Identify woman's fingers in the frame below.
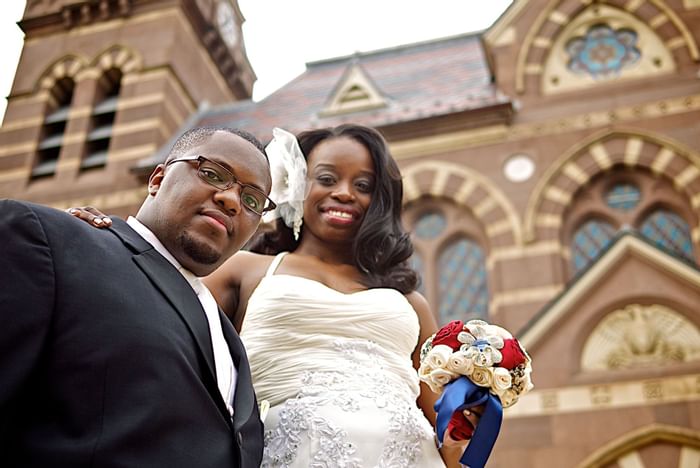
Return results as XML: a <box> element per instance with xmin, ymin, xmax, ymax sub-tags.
<box><xmin>463</xmin><ymin>404</ymin><xmax>485</xmax><ymax>429</ymax></box>
<box><xmin>65</xmin><ymin>206</ymin><xmax>112</xmax><ymax>227</ymax></box>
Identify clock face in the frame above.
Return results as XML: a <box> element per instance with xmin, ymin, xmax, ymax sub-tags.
<box><xmin>216</xmin><ymin>1</ymin><xmax>238</xmax><ymax>49</ymax></box>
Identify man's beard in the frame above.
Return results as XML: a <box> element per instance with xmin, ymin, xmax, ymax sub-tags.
<box><xmin>178</xmin><ymin>231</ymin><xmax>220</xmax><ymax>265</ymax></box>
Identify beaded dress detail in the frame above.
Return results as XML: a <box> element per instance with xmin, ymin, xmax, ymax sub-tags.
<box><xmin>240</xmin><ymin>253</ymin><xmax>445</xmax><ymax>467</ymax></box>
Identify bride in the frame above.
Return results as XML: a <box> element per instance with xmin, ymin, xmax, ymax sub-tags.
<box><xmin>70</xmin><ymin>124</ymin><xmax>477</xmax><ymax>466</ymax></box>
<box><xmin>206</xmin><ymin>125</ymin><xmax>474</xmax><ymax>467</ymax></box>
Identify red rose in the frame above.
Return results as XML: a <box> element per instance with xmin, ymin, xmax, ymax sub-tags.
<box><xmin>447</xmin><ymin>410</ymin><xmax>474</xmax><ymax>441</ymax></box>
<box><xmin>498</xmin><ymin>338</ymin><xmax>527</xmax><ymax>369</ymax></box>
<box><xmin>432</xmin><ymin>320</ymin><xmax>464</xmax><ymax>350</ymax></box>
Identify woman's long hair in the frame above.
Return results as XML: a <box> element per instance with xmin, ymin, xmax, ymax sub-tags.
<box><xmin>247</xmin><ymin>124</ymin><xmax>418</xmax><ymax>294</ymax></box>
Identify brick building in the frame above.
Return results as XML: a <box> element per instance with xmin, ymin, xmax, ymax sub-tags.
<box><xmin>1</xmin><ymin>1</ymin><xmax>699</xmax><ymax>466</ymax></box>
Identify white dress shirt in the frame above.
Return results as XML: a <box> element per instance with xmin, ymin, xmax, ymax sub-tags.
<box><xmin>127</xmin><ymin>217</ymin><xmax>237</xmax><ymax>416</ymax></box>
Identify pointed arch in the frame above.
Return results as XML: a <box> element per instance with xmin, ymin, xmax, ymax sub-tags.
<box><xmin>36</xmin><ymin>54</ymin><xmax>88</xmax><ymax>93</ymax></box>
<box><xmin>576</xmin><ymin>424</ymin><xmax>700</xmax><ymax>468</ymax></box>
<box><xmin>402</xmin><ymin>160</ymin><xmax>523</xmax><ymax>246</ymax></box>
<box><xmin>524</xmin><ymin>129</ymin><xmax>700</xmax><ymax>242</ymax></box>
<box><xmin>515</xmin><ymin>0</ymin><xmax>699</xmax><ymax>95</ymax></box>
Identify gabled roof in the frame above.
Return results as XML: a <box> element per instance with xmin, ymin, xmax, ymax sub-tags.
<box><xmin>135</xmin><ymin>31</ymin><xmax>508</xmax><ymax>171</ymax></box>
<box><xmin>199</xmin><ymin>32</ymin><xmax>506</xmax><ymax>137</ymax></box>
<box><xmin>519</xmin><ymin>232</ymin><xmax>700</xmax><ymax>349</ymax></box>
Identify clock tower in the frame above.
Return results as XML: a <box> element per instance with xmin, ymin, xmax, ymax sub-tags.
<box><xmin>0</xmin><ymin>0</ymin><xmax>256</xmax><ymax>216</ymax></box>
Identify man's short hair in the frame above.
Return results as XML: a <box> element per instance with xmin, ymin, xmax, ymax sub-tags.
<box><xmin>166</xmin><ymin>127</ymin><xmax>267</xmax><ymax>163</ymax></box>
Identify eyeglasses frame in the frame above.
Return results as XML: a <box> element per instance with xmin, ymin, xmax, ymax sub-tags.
<box><xmin>165</xmin><ymin>155</ymin><xmax>276</xmax><ymax>215</ymax></box>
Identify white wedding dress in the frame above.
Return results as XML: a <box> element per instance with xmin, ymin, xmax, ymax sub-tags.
<box><xmin>240</xmin><ymin>253</ymin><xmax>445</xmax><ymax>467</ymax></box>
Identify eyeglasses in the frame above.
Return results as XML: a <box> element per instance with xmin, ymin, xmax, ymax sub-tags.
<box><xmin>166</xmin><ymin>155</ymin><xmax>276</xmax><ymax>215</ymax></box>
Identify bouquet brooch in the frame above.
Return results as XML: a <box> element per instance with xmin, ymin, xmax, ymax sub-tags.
<box><xmin>419</xmin><ymin>319</ymin><xmax>533</xmax><ymax>468</ymax></box>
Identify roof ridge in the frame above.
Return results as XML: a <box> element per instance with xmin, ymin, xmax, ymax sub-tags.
<box><xmin>306</xmin><ymin>30</ymin><xmax>484</xmax><ymax>68</ymax></box>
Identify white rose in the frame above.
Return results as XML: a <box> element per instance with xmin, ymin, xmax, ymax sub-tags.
<box><xmin>492</xmin><ymin>367</ymin><xmax>512</xmax><ymax>392</ymax></box>
<box><xmin>429</xmin><ymin>368</ymin><xmax>457</xmax><ymax>386</ymax></box>
<box><xmin>470</xmin><ymin>367</ymin><xmax>493</xmax><ymax>387</ymax></box>
<box><xmin>426</xmin><ymin>380</ymin><xmax>444</xmax><ymax>395</ymax></box>
<box><xmin>498</xmin><ymin>388</ymin><xmax>519</xmax><ymax>408</ymax></box>
<box><xmin>426</xmin><ymin>344</ymin><xmax>454</xmax><ymax>369</ymax></box>
<box><xmin>446</xmin><ymin>351</ymin><xmax>474</xmax><ymax>375</ymax></box>
<box><xmin>418</xmin><ymin>361</ymin><xmax>434</xmax><ymax>383</ymax></box>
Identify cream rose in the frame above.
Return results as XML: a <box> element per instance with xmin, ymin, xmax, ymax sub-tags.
<box><xmin>446</xmin><ymin>351</ymin><xmax>474</xmax><ymax>375</ymax></box>
<box><xmin>498</xmin><ymin>388</ymin><xmax>519</xmax><ymax>408</ymax></box>
<box><xmin>429</xmin><ymin>368</ymin><xmax>457</xmax><ymax>387</ymax></box>
<box><xmin>492</xmin><ymin>367</ymin><xmax>512</xmax><ymax>392</ymax></box>
<box><xmin>418</xmin><ymin>361</ymin><xmax>434</xmax><ymax>382</ymax></box>
<box><xmin>469</xmin><ymin>366</ymin><xmax>493</xmax><ymax>387</ymax></box>
<box><xmin>425</xmin><ymin>344</ymin><xmax>453</xmax><ymax>369</ymax></box>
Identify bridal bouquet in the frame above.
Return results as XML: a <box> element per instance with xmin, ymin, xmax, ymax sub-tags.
<box><xmin>419</xmin><ymin>319</ymin><xmax>533</xmax><ymax>468</ymax></box>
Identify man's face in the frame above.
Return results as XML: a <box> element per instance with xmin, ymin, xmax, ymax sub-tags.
<box><xmin>145</xmin><ymin>131</ymin><xmax>271</xmax><ymax>276</ymax></box>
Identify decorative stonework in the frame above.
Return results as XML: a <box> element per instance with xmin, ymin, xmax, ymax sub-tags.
<box><xmin>402</xmin><ymin>160</ymin><xmax>522</xmax><ymax>247</ymax></box>
<box><xmin>523</xmin><ymin>129</ymin><xmax>700</xmax><ymax>244</ymax></box>
<box><xmin>581</xmin><ymin>304</ymin><xmax>700</xmax><ymax>371</ymax></box>
<box><xmin>516</xmin><ymin>0</ymin><xmax>699</xmax><ymax>94</ymax></box>
<box><xmin>542</xmin><ymin>4</ymin><xmax>674</xmax><ymax>94</ymax></box>
<box><xmin>319</xmin><ymin>63</ymin><xmax>387</xmax><ymax>117</ymax></box>
<box><xmin>504</xmin><ymin>374</ymin><xmax>700</xmax><ymax>418</ymax></box>
<box><xmin>576</xmin><ymin>424</ymin><xmax>700</xmax><ymax>468</ymax></box>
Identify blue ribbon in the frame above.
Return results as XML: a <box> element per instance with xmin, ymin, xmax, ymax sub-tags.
<box><xmin>434</xmin><ymin>376</ymin><xmax>503</xmax><ymax>468</ymax></box>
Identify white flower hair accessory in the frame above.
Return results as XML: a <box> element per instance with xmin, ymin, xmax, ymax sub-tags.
<box><xmin>263</xmin><ymin>127</ymin><xmax>307</xmax><ymax>240</ymax></box>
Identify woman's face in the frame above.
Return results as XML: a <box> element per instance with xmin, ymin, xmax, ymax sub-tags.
<box><xmin>302</xmin><ymin>136</ymin><xmax>375</xmax><ymax>244</ymax></box>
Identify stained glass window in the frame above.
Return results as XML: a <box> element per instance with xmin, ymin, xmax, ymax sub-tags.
<box><xmin>606</xmin><ymin>183</ymin><xmax>641</xmax><ymax>211</ymax></box>
<box><xmin>640</xmin><ymin>210</ymin><xmax>694</xmax><ymax>262</ymax></box>
<box><xmin>566</xmin><ymin>24</ymin><xmax>641</xmax><ymax>78</ymax></box>
<box><xmin>438</xmin><ymin>238</ymin><xmax>488</xmax><ymax>323</ymax></box>
<box><xmin>414</xmin><ymin>211</ymin><xmax>447</xmax><ymax>239</ymax></box>
<box><xmin>572</xmin><ymin>219</ymin><xmax>617</xmax><ymax>273</ymax></box>
<box><xmin>410</xmin><ymin>252</ymin><xmax>426</xmax><ymax>295</ymax></box>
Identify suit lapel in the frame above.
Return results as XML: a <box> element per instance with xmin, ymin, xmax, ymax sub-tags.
<box><xmin>108</xmin><ymin>220</ymin><xmax>230</xmax><ymax>424</ymax></box>
<box><xmin>220</xmin><ymin>310</ymin><xmax>256</xmax><ymax>429</ymax></box>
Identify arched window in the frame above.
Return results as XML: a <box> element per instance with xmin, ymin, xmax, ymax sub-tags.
<box><xmin>564</xmin><ymin>167</ymin><xmax>698</xmax><ymax>278</ymax></box>
<box><xmin>571</xmin><ymin>219</ymin><xmax>616</xmax><ymax>274</ymax></box>
<box><xmin>414</xmin><ymin>211</ymin><xmax>447</xmax><ymax>240</ymax></box>
<box><xmin>605</xmin><ymin>182</ymin><xmax>641</xmax><ymax>212</ymax></box>
<box><xmin>83</xmin><ymin>68</ymin><xmax>121</xmax><ymax>170</ymax></box>
<box><xmin>33</xmin><ymin>78</ymin><xmax>75</xmax><ymax>178</ymax></box>
<box><xmin>438</xmin><ymin>237</ymin><xmax>488</xmax><ymax>323</ymax></box>
<box><xmin>640</xmin><ymin>209</ymin><xmax>694</xmax><ymax>262</ymax></box>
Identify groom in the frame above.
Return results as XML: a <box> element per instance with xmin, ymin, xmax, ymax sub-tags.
<box><xmin>0</xmin><ymin>127</ymin><xmax>272</xmax><ymax>467</ymax></box>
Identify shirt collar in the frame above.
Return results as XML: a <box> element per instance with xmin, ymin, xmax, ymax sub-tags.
<box><xmin>127</xmin><ymin>216</ymin><xmax>184</xmax><ymax>273</ymax></box>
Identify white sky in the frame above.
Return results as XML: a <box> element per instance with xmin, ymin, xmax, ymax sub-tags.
<box><xmin>0</xmin><ymin>0</ymin><xmax>512</xmax><ymax>122</ymax></box>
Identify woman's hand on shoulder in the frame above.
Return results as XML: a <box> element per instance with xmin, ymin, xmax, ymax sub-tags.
<box><xmin>66</xmin><ymin>206</ymin><xmax>112</xmax><ymax>227</ymax></box>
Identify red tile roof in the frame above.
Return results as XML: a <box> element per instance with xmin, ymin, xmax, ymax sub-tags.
<box><xmin>201</xmin><ymin>32</ymin><xmax>506</xmax><ymax>137</ymax></box>
<box><xmin>136</xmin><ymin>32</ymin><xmax>509</xmax><ymax>171</ymax></box>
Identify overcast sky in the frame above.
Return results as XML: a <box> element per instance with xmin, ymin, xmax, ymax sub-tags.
<box><xmin>0</xmin><ymin>0</ymin><xmax>512</xmax><ymax>121</ymax></box>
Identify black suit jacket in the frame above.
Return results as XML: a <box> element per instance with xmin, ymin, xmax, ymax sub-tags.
<box><xmin>0</xmin><ymin>200</ymin><xmax>263</xmax><ymax>468</ymax></box>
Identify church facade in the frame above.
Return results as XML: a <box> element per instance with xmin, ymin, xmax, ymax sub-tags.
<box><xmin>1</xmin><ymin>1</ymin><xmax>699</xmax><ymax>466</ymax></box>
